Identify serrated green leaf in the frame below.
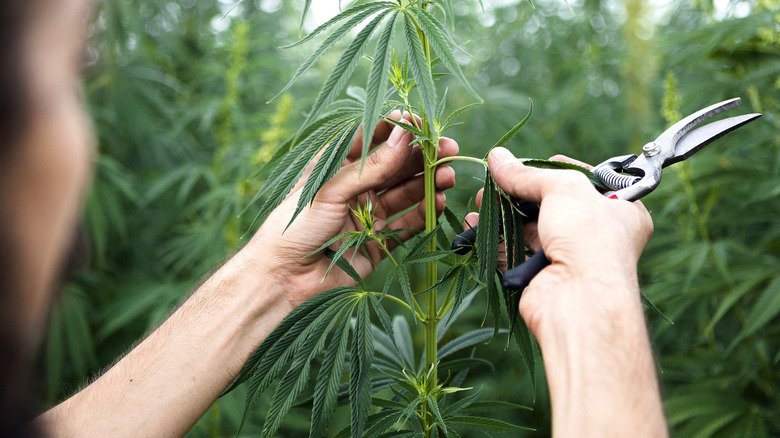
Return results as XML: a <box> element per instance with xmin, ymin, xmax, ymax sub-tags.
<box><xmin>287</xmin><ymin>2</ymin><xmax>394</xmax><ymax>49</ymax></box>
<box><xmin>511</xmin><ymin>315</ymin><xmax>537</xmax><ymax>397</ymax></box>
<box><xmin>404</xmin><ymin>225</ymin><xmax>442</xmax><ymax>262</ymax></box>
<box><xmin>225</xmin><ymin>287</ymin><xmax>348</xmax><ymax>396</ymax></box>
<box><xmin>299</xmin><ymin>0</ymin><xmax>312</xmax><ymax>33</ymax></box>
<box><xmin>383</xmin><ymin>116</ymin><xmax>427</xmax><ymax>138</ymax></box>
<box><xmin>440</xmin><ymin>289</ymin><xmax>478</xmax><ymax>341</ymax></box>
<box><xmin>363</xmin><ymin>410</ymin><xmax>404</xmax><ymax>438</ymax></box>
<box><xmin>271</xmin><ymin>5</ymin><xmax>391</xmax><ymax>103</ymax></box>
<box><xmin>396</xmin><ymin>265</ymin><xmax>415</xmax><ymax>313</ymax></box>
<box><xmin>402</xmin><ymin>12</ymin><xmax>437</xmax><ymax>137</ymax></box>
<box><xmin>350</xmin><ymin>298</ymin><xmax>375</xmax><ymax>437</ymax></box>
<box><xmin>446</xmin><ymin>415</ymin><xmax>533</xmax><ymax>431</ymax></box>
<box><xmin>308</xmin><ymin>231</ymin><xmax>362</xmax><ymax>259</ymax></box>
<box><xmin>442</xmin><ymin>206</ymin><xmax>463</xmax><ymax>235</ymax></box>
<box><xmin>478</xmin><ymin>173</ymin><xmax>502</xmax><ymax>338</ymax></box>
<box><xmin>325</xmin><ymin>233</ymin><xmax>363</xmax><ymax>279</ymax></box>
<box><xmin>444</xmin><ymin>102</ymin><xmax>482</xmax><ymax>127</ymax></box>
<box><xmin>410</xmin><ymin>7</ymin><xmax>480</xmax><ymax>100</ymax></box>
<box><xmin>361</xmin><ymin>11</ymin><xmax>399</xmax><ymax>171</ymax></box>
<box><xmin>436</xmin><ymin>88</ymin><xmax>449</xmax><ymax>123</ymax></box>
<box><xmin>522</xmin><ymin>158</ymin><xmax>608</xmax><ymax>190</ymax></box>
<box><xmin>404</xmin><ymin>250</ymin><xmax>452</xmax><ymax>264</ymax></box>
<box><xmin>438</xmin><ymin>328</ymin><xmax>497</xmax><ymax>360</ymax></box>
<box><xmin>439</xmin><ymin>357</ymin><xmax>494</xmax><ymax>374</ymax></box>
<box><xmin>426</xmin><ymin>396</ymin><xmax>448</xmax><ymax>435</ymax></box>
<box><xmin>398</xmin><ymin>395</ymin><xmax>425</xmax><ymax>428</ymax></box>
<box><xmin>238</xmin><ymin>289</ymin><xmax>355</xmax><ymax>433</ymax></box>
<box><xmin>249</xmin><ymin>113</ymin><xmax>358</xmax><ymax>227</ymax></box>
<box><xmin>488</xmin><ymin>100</ymin><xmax>533</xmax><ymax>152</ymax></box>
<box><xmin>372</xmin><ymin>325</ymin><xmax>404</xmax><ymax>371</ymax></box>
<box><xmin>393</xmin><ymin>315</ymin><xmax>415</xmax><ymax>368</ymax></box>
<box><xmin>290</xmin><ymin>121</ymin><xmax>360</xmax><ymax>229</ymax></box>
<box><xmin>262</xmin><ymin>304</ymin><xmax>351</xmax><ymax>438</ymax></box>
<box><xmin>311</xmin><ymin>311</ymin><xmax>353</xmax><ymax>438</ymax></box>
<box><xmin>326</xmin><ymin>248</ymin><xmax>366</xmax><ymax>289</ymax></box>
<box><xmin>464</xmin><ymin>400</ymin><xmax>534</xmax><ymax>412</ymax></box>
<box><xmin>368</xmin><ymin>293</ymin><xmax>397</xmax><ymax>353</ymax></box>
<box><xmin>301</xmin><ymin>10</ymin><xmax>392</xmax><ymax>139</ymax></box>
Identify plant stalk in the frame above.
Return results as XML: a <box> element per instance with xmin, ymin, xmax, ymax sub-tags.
<box><xmin>416</xmin><ymin>13</ymin><xmax>439</xmax><ymax>436</ymax></box>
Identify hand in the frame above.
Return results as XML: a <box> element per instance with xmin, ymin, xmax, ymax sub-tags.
<box><xmin>471</xmin><ymin>147</ymin><xmax>665</xmax><ymax>438</ymax></box>
<box><xmin>243</xmin><ymin>111</ymin><xmax>457</xmax><ymax>307</ymax></box>
<box><xmin>465</xmin><ymin>147</ymin><xmax>653</xmax><ymax>334</ymax></box>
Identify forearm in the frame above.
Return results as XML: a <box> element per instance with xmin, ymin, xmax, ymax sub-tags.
<box><xmin>37</xmin><ymin>251</ymin><xmax>291</xmax><ymax>437</ymax></box>
<box><xmin>537</xmin><ymin>279</ymin><xmax>667</xmax><ymax>438</ymax></box>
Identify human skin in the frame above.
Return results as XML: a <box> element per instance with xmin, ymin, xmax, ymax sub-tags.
<box><xmin>1</xmin><ymin>0</ymin><xmax>95</xmax><ymax>353</ymax></box>
<box><xmin>34</xmin><ymin>111</ymin><xmax>457</xmax><ymax>436</ymax></box>
<box><xmin>466</xmin><ymin>147</ymin><xmax>667</xmax><ymax>438</ymax></box>
<box><xmin>10</xmin><ymin>0</ymin><xmax>460</xmax><ymax>435</ymax></box>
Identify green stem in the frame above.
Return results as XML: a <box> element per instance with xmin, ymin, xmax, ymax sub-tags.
<box><xmin>374</xmin><ymin>235</ymin><xmax>399</xmax><ymax>267</ymax></box>
<box><xmin>414</xmin><ymin>14</ymin><xmax>439</xmax><ymax>438</ymax></box>
<box><xmin>370</xmin><ymin>292</ymin><xmax>416</xmax><ymax>317</ymax></box>
<box><xmin>373</xmin><ymin>235</ymin><xmax>424</xmax><ymax>316</ymax></box>
<box><xmin>436</xmin><ymin>269</ymin><xmax>460</xmax><ymax>319</ymax></box>
<box><xmin>430</xmin><ymin>155</ymin><xmax>487</xmax><ymax>168</ymax></box>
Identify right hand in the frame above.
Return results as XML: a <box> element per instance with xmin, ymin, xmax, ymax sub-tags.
<box><xmin>468</xmin><ymin>147</ymin><xmax>654</xmax><ymax>338</ymax></box>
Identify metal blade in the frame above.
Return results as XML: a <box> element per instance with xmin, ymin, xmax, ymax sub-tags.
<box><xmin>664</xmin><ymin>113</ymin><xmax>762</xmax><ymax>167</ymax></box>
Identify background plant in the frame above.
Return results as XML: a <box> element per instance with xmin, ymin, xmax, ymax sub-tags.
<box><xmin>37</xmin><ymin>0</ymin><xmax>779</xmax><ymax>437</ymax></box>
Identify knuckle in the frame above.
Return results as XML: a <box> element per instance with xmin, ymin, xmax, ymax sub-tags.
<box><xmin>555</xmin><ymin>170</ymin><xmax>591</xmax><ymax>190</ymax></box>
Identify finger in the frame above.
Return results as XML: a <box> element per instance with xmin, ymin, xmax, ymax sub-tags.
<box><xmin>549</xmin><ymin>154</ymin><xmax>594</xmax><ymax>170</ymax></box>
<box><xmin>464</xmin><ymin>212</ymin><xmax>479</xmax><ymax>230</ymax></box>
<box><xmin>438</xmin><ymin>137</ymin><xmax>460</xmax><ymax>160</ymax></box>
<box><xmin>475</xmin><ymin>188</ymin><xmax>484</xmax><ymax>208</ymax></box>
<box><xmin>523</xmin><ymin>221</ymin><xmax>541</xmax><ymax>252</ymax></box>
<box><xmin>374</xmin><ymin>135</ymin><xmax>460</xmax><ymax>192</ymax></box>
<box><xmin>288</xmin><ymin>149</ymin><xmax>325</xmax><ymax>196</ymax></box>
<box><xmin>488</xmin><ymin>147</ymin><xmax>595</xmax><ymax>203</ymax></box>
<box><xmin>377</xmin><ymin>166</ymin><xmax>455</xmax><ymax>218</ymax></box>
<box><xmin>347</xmin><ymin>110</ymin><xmax>416</xmax><ymax>161</ymax></box>
<box><xmin>321</xmin><ymin>123</ymin><xmax>416</xmax><ymax>203</ymax></box>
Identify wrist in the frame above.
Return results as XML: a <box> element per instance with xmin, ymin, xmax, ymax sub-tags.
<box><xmin>527</xmin><ymin>281</ymin><xmax>666</xmax><ymax>438</ymax></box>
<box><xmin>205</xmin><ymin>250</ymin><xmax>293</xmax><ymax>346</ymax></box>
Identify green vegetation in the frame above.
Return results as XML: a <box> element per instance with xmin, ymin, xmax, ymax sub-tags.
<box><xmin>38</xmin><ymin>0</ymin><xmax>779</xmax><ymax>436</ymax></box>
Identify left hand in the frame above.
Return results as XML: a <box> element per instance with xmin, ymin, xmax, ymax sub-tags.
<box><xmin>243</xmin><ymin>111</ymin><xmax>458</xmax><ymax>306</ymax></box>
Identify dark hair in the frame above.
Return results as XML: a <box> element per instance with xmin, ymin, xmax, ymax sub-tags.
<box><xmin>0</xmin><ymin>2</ymin><xmax>43</xmax><ymax>437</ymax></box>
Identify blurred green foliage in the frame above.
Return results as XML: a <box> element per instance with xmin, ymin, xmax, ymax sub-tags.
<box><xmin>36</xmin><ymin>0</ymin><xmax>779</xmax><ymax>436</ymax></box>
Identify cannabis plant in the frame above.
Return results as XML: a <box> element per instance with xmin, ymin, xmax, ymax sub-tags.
<box><xmin>226</xmin><ymin>1</ymin><xmax>598</xmax><ymax>436</ymax></box>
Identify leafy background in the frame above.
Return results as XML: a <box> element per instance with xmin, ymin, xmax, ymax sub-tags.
<box><xmin>35</xmin><ymin>0</ymin><xmax>779</xmax><ymax>436</ymax></box>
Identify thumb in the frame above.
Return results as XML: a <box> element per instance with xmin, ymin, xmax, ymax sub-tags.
<box><xmin>488</xmin><ymin>147</ymin><xmax>562</xmax><ymax>203</ymax></box>
<box><xmin>319</xmin><ymin>124</ymin><xmax>414</xmax><ymax>202</ymax></box>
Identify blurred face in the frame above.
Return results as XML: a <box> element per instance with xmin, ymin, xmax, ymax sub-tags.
<box><xmin>2</xmin><ymin>0</ymin><xmax>94</xmax><ymax>346</ymax></box>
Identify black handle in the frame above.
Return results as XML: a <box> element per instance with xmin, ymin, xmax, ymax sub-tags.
<box><xmin>449</xmin><ymin>201</ymin><xmax>548</xmax><ymax>290</ymax></box>
<box><xmin>451</xmin><ymin>227</ymin><xmax>477</xmax><ymax>255</ymax></box>
<box><xmin>502</xmin><ymin>249</ymin><xmax>551</xmax><ymax>290</ymax></box>
<box><xmin>450</xmin><ymin>202</ymin><xmax>540</xmax><ymax>255</ymax></box>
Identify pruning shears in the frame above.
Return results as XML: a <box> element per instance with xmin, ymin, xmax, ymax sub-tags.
<box><xmin>452</xmin><ymin>97</ymin><xmax>762</xmax><ymax>291</ymax></box>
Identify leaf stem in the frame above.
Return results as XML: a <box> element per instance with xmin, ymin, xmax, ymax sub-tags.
<box><xmin>373</xmin><ymin>235</ymin><xmax>399</xmax><ymax>267</ymax></box>
<box><xmin>370</xmin><ymin>292</ymin><xmax>415</xmax><ymax>316</ymax></box>
<box><xmin>430</xmin><ymin>155</ymin><xmax>487</xmax><ymax>168</ymax></box>
<box><xmin>436</xmin><ymin>269</ymin><xmax>460</xmax><ymax>319</ymax></box>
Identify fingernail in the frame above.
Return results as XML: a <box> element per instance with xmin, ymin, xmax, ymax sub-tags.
<box><xmin>490</xmin><ymin>147</ymin><xmax>515</xmax><ymax>165</ymax></box>
<box><xmin>386</xmin><ymin>125</ymin><xmax>404</xmax><ymax>148</ymax></box>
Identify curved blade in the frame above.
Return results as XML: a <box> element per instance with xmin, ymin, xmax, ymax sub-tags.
<box><xmin>665</xmin><ymin>113</ymin><xmax>762</xmax><ymax>167</ymax></box>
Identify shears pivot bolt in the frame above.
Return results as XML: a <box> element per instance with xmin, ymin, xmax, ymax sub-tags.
<box><xmin>642</xmin><ymin>142</ymin><xmax>660</xmax><ymax>157</ymax></box>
